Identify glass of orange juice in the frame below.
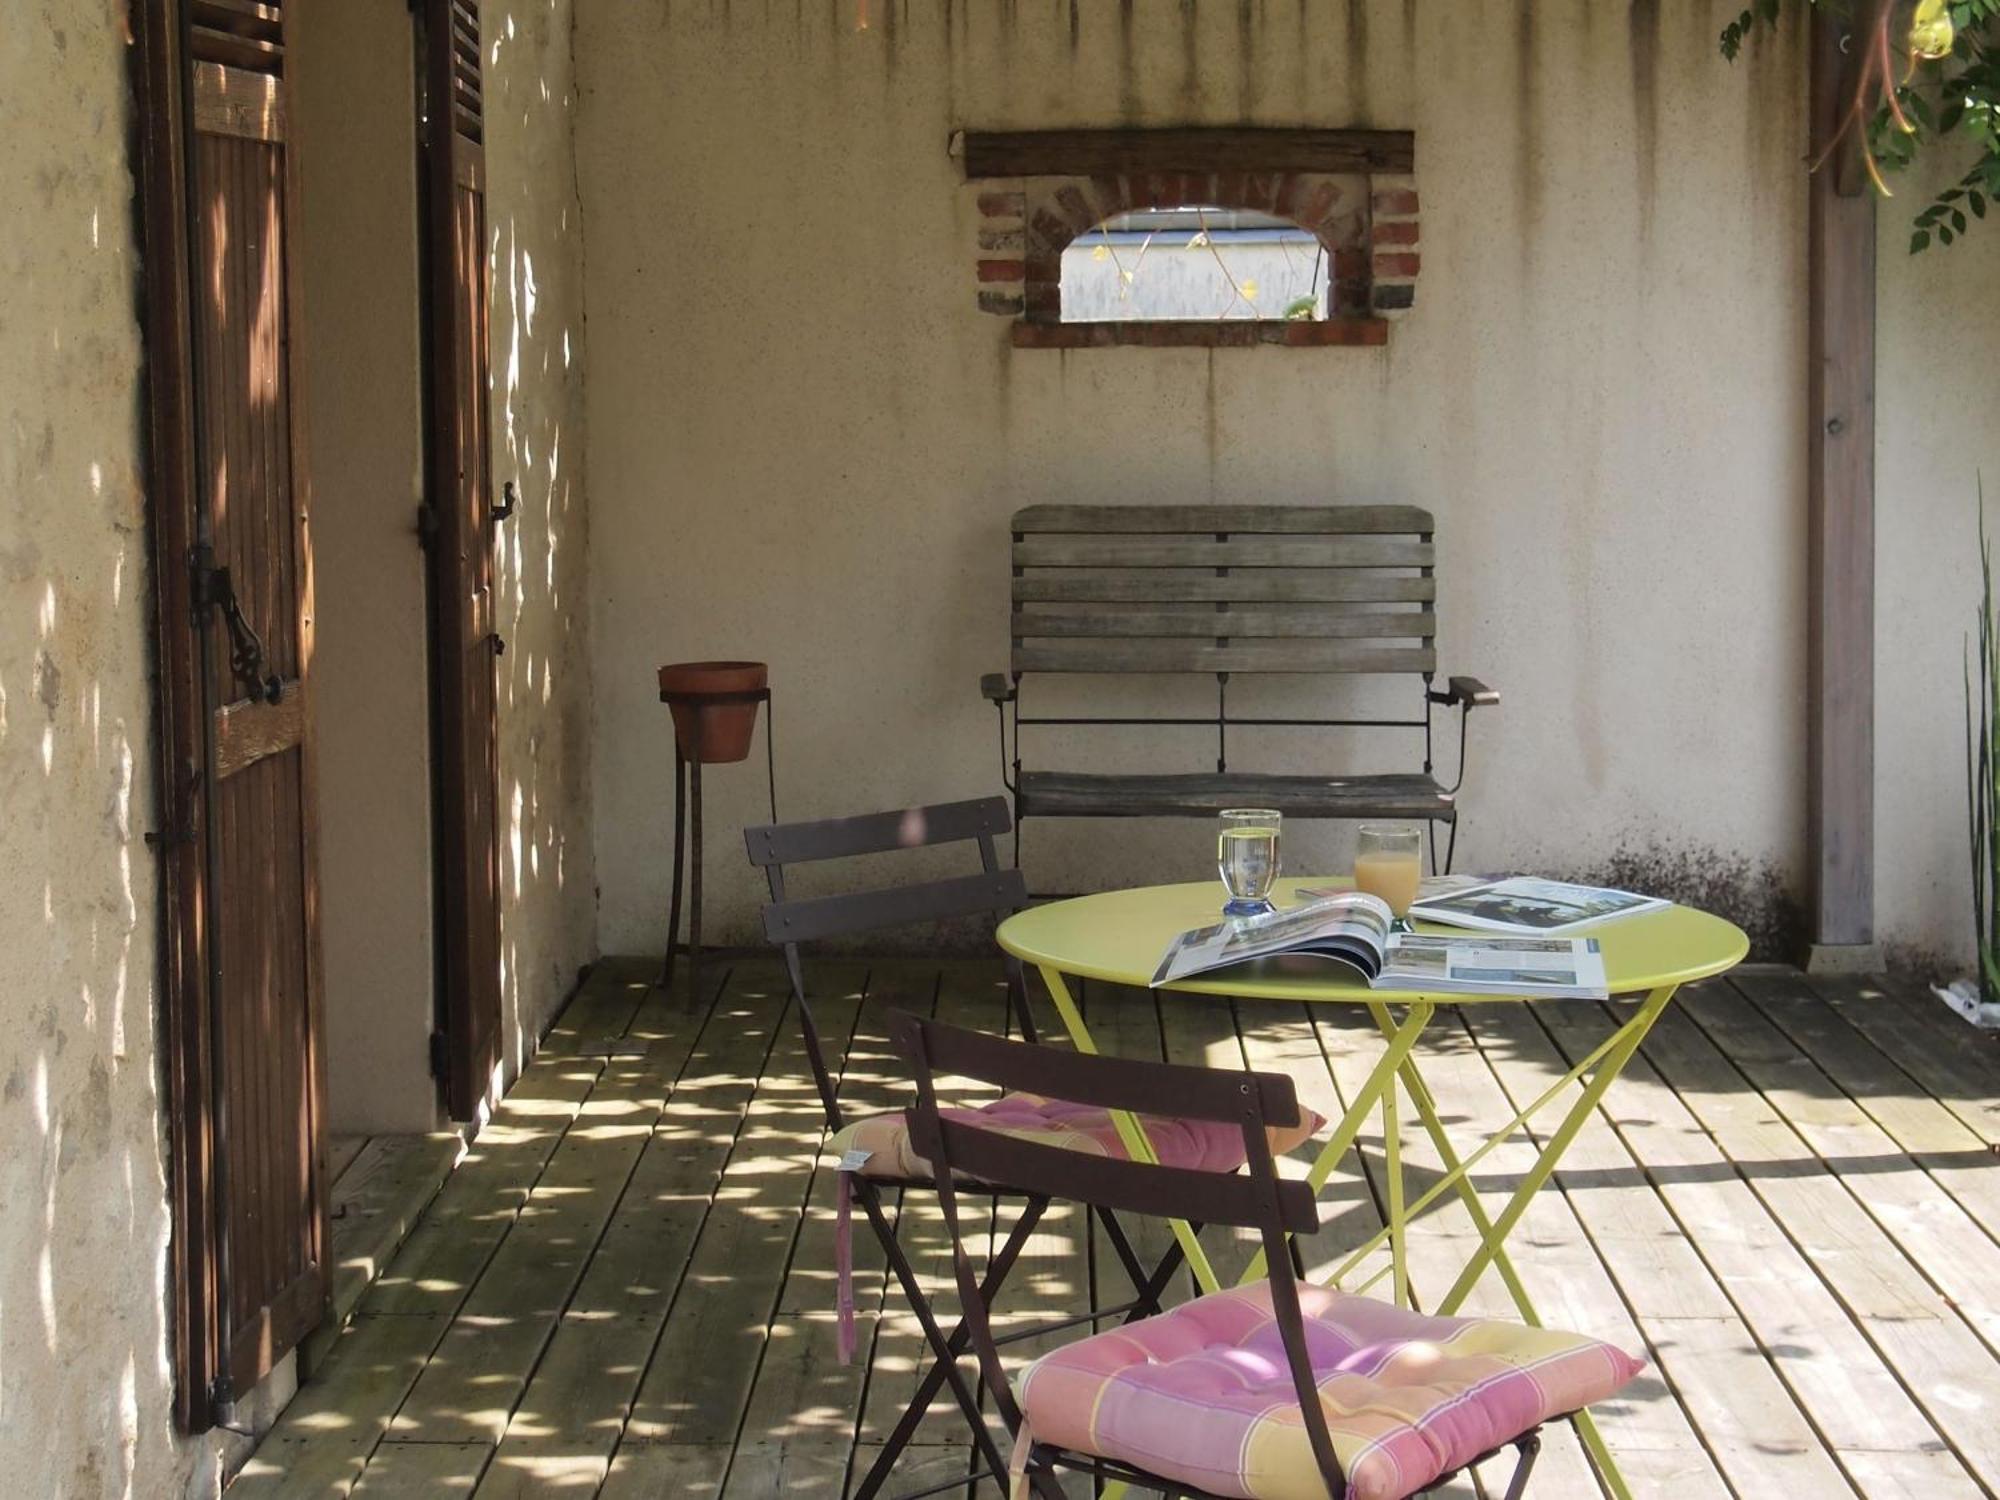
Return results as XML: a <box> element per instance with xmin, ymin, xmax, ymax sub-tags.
<box><xmin>1354</xmin><ymin>824</ymin><xmax>1422</xmax><ymax>928</ymax></box>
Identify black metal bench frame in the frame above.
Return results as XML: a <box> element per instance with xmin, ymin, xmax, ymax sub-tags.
<box><xmin>981</xmin><ymin>504</ymin><xmax>1497</xmax><ymax>877</ymax></box>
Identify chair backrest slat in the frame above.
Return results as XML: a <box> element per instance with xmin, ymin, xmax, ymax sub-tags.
<box><xmin>912</xmin><ymin>1007</ymin><xmax>1299</xmax><ymax>1126</ymax></box>
<box><xmin>926</xmin><ymin>1115</ymin><xmax>1318</xmax><ymax>1233</ymax></box>
<box><xmin>760</xmin><ymin>869</ymin><xmax>1026</xmax><ymax>946</ymax></box>
<box><xmin>746</xmin><ymin>795</ymin><xmax>1010</xmax><ymax>867</ymax></box>
<box><xmin>747</xmin><ymin>796</ymin><xmax>1034</xmax><ymax>1135</ymax></box>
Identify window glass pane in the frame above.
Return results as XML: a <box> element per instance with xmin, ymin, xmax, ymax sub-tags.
<box><xmin>1059</xmin><ymin>206</ymin><xmax>1328</xmax><ymax>322</ymax></box>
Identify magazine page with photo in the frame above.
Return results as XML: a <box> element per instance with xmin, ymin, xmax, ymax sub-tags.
<box><xmin>1407</xmin><ymin>876</ymin><xmax>1668</xmax><ymax>935</ymax></box>
<box><xmin>1151</xmin><ymin>891</ymin><xmax>1608</xmax><ymax>997</ymax></box>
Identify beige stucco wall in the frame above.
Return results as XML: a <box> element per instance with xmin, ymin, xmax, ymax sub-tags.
<box><xmin>486</xmin><ymin>0</ymin><xmax>598</xmax><ymax>1065</ymax></box>
<box><xmin>0</xmin><ymin>7</ymin><xmax>203</xmax><ymax>1498</ymax></box>
<box><xmin>1875</xmin><ymin>151</ymin><xmax>2000</xmax><ymax>967</ymax></box>
<box><xmin>292</xmin><ymin>0</ymin><xmax>442</xmax><ymax>1137</ymax></box>
<box><xmin>576</xmin><ymin>0</ymin><xmax>1817</xmax><ymax>956</ymax></box>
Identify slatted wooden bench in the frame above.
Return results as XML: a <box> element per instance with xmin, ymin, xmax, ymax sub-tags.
<box><xmin>979</xmin><ymin>504</ymin><xmax>1497</xmax><ymax>874</ymax></box>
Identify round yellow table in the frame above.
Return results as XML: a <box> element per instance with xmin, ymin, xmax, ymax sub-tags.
<box><xmin>997</xmin><ymin>877</ymin><xmax>1748</xmax><ymax>1500</ymax></box>
<box><xmin>999</xmin><ymin>877</ymin><xmax>1748</xmax><ymax>1003</ymax></box>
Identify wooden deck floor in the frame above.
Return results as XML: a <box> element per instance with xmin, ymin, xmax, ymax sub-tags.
<box><xmin>230</xmin><ymin>958</ymin><xmax>2000</xmax><ymax>1499</ymax></box>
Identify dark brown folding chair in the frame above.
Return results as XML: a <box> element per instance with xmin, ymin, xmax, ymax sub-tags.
<box><xmin>746</xmin><ymin>797</ymin><xmax>1195</xmax><ymax>1499</ymax></box>
<box><xmin>894</xmin><ymin>1013</ymin><xmax>1647</xmax><ymax>1500</ymax></box>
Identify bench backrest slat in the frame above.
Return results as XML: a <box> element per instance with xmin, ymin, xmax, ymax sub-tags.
<box><xmin>1009</xmin><ymin>504</ymin><xmax>1438</xmax><ymax>680</ymax></box>
<box><xmin>1013</xmin><ymin>503</ymin><xmax>1433</xmax><ymax>535</ymax></box>
<box><xmin>1014</xmin><ymin>572</ymin><xmax>1435</xmax><ymax>605</ymax></box>
<box><xmin>1015</xmin><ymin>640</ymin><xmax>1436</xmax><ymax>674</ymax></box>
<box><xmin>1013</xmin><ymin>537</ymin><xmax>1432</xmax><ymax>570</ymax></box>
<box><xmin>1013</xmin><ymin>607</ymin><xmax>1436</xmax><ymax>641</ymax></box>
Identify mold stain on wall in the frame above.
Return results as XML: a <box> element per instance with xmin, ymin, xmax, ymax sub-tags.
<box><xmin>1515</xmin><ymin>1</ymin><xmax>1543</xmax><ymax>268</ymax></box>
<box><xmin>1579</xmin><ymin>843</ymin><xmax>1804</xmax><ymax>961</ymax></box>
<box><xmin>1344</xmin><ymin>0</ymin><xmax>1370</xmax><ymax>123</ymax></box>
<box><xmin>1628</xmin><ymin>0</ymin><xmax>1661</xmax><ymax>243</ymax></box>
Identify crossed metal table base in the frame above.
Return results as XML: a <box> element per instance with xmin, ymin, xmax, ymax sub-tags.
<box><xmin>1036</xmin><ymin>965</ymin><xmax>1679</xmax><ymax>1500</ymax></box>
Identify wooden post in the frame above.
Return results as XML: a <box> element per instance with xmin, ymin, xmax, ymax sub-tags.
<box><xmin>1806</xmin><ymin>10</ymin><xmax>1879</xmax><ymax>971</ymax></box>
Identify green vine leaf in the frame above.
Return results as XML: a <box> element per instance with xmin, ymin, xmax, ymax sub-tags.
<box><xmin>1723</xmin><ymin>1</ymin><xmax>1999</xmax><ymax>252</ymax></box>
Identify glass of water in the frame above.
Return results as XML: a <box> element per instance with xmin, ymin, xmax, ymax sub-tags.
<box><xmin>1217</xmin><ymin>809</ymin><xmax>1281</xmax><ymax>917</ymax></box>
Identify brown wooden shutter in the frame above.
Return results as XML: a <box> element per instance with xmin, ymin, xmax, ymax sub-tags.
<box><xmin>136</xmin><ymin>0</ymin><xmax>328</xmax><ymax>1425</ymax></box>
<box><xmin>423</xmin><ymin>0</ymin><xmax>503</xmax><ymax>1119</ymax></box>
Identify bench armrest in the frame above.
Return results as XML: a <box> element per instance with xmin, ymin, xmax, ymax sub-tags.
<box><xmin>1430</xmin><ymin>675</ymin><xmax>1499</xmax><ymax>709</ymax></box>
<box><xmin>980</xmin><ymin>672</ymin><xmax>1017</xmax><ymax>705</ymax></box>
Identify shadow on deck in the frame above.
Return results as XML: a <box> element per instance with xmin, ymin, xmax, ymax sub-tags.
<box><xmin>228</xmin><ymin>960</ymin><xmax>2000</xmax><ymax>1499</ymax></box>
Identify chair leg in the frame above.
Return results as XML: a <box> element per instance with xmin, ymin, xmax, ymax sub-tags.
<box><xmin>850</xmin><ymin>1193</ymin><xmax>1049</xmax><ymax>1500</ymax></box>
<box><xmin>1098</xmin><ymin>1208</ymin><xmax>1199</xmax><ymax>1321</ymax></box>
<box><xmin>1025</xmin><ymin>1451</ymin><xmax>1068</xmax><ymax>1500</ymax></box>
<box><xmin>1501</xmin><ymin>1431</ymin><xmax>1542</xmax><ymax>1500</ymax></box>
<box><xmin>1005</xmin><ymin>961</ymin><xmax>1039</xmax><ymax>1046</ymax></box>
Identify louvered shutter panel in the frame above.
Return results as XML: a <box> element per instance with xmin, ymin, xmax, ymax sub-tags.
<box><xmin>177</xmin><ymin>0</ymin><xmax>329</xmax><ymax>1412</ymax></box>
<box><xmin>424</xmin><ymin>0</ymin><xmax>503</xmax><ymax>1119</ymax></box>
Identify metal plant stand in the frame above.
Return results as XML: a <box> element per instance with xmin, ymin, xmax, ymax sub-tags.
<box><xmin>659</xmin><ymin>685</ymin><xmax>776</xmax><ymax>998</ymax></box>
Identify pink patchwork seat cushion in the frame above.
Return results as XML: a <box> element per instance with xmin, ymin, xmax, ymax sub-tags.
<box><xmin>828</xmin><ymin>1091</ymin><xmax>1323</xmax><ymax>1179</ymax></box>
<box><xmin>1016</xmin><ymin>1281</ymin><xmax>1644</xmax><ymax>1500</ymax></box>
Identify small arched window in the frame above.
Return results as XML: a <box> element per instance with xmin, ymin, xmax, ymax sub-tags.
<box><xmin>1061</xmin><ymin>206</ymin><xmax>1331</xmax><ymax>323</ymax></box>
<box><xmin>961</xmin><ymin>129</ymin><xmax>1419</xmax><ymax>347</ymax></box>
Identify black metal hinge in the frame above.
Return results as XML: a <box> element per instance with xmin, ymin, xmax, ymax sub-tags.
<box><xmin>416</xmin><ymin>503</ymin><xmax>440</xmax><ymax>548</ymax></box>
<box><xmin>429</xmin><ymin>1030</ymin><xmax>450</xmax><ymax>1080</ymax></box>
<box><xmin>144</xmin><ymin>758</ymin><xmax>202</xmax><ymax>851</ymax></box>
<box><xmin>192</xmin><ymin>546</ymin><xmax>282</xmax><ymax>705</ymax></box>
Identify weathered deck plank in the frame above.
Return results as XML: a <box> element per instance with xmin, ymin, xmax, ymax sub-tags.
<box><xmin>1528</xmin><ymin>994</ymin><xmax>1974</xmax><ymax>1493</ymax></box>
<box><xmin>1599</xmin><ymin>988</ymin><xmax>2000</xmax><ymax>1490</ymax></box>
<box><xmin>234</xmin><ymin>965</ymin><xmax>2000</xmax><ymax>1500</ymax></box>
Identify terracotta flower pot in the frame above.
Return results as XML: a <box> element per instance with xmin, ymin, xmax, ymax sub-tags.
<box><xmin>657</xmin><ymin>660</ymin><xmax>767</xmax><ymax>764</ymax></box>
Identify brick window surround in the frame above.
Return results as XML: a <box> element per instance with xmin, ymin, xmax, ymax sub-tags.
<box><xmin>960</xmin><ymin>128</ymin><xmax>1419</xmax><ymax>348</ymax></box>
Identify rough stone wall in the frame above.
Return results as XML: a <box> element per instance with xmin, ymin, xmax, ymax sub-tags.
<box><xmin>484</xmin><ymin>0</ymin><xmax>598</xmax><ymax>1064</ymax></box>
<box><xmin>575</xmin><ymin>0</ymin><xmax>1818</xmax><ymax>958</ymax></box>
<box><xmin>0</xmin><ymin>5</ymin><xmax>201</xmax><ymax>1497</ymax></box>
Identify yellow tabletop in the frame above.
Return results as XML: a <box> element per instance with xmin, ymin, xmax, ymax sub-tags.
<box><xmin>997</xmin><ymin>877</ymin><xmax>1749</xmax><ymax>1003</ymax></box>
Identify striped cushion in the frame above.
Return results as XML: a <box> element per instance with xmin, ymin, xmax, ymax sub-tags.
<box><xmin>828</xmin><ymin>1091</ymin><xmax>1322</xmax><ymax>1180</ymax></box>
<box><xmin>1017</xmin><ymin>1282</ymin><xmax>1644</xmax><ymax>1500</ymax></box>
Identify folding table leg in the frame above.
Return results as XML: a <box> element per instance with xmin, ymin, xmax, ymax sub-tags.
<box><xmin>1382</xmin><ymin>1060</ymin><xmax>1407</xmax><ymax>1308</ymax></box>
<box><xmin>1366</xmin><ymin>989</ymin><xmax>1678</xmax><ymax>1500</ymax></box>
<box><xmin>1363</xmin><ymin>1000</ymin><xmax>1538</xmax><ymax>1322</ymax></box>
<box><xmin>1232</xmin><ymin>1000</ymin><xmax>1435</xmax><ymax>1290</ymax></box>
<box><xmin>1038</xmin><ymin>966</ymin><xmax>1222</xmax><ymax>1293</ymax></box>
<box><xmin>1432</xmin><ymin>985</ymin><xmax>1675</xmax><ymax>1318</ymax></box>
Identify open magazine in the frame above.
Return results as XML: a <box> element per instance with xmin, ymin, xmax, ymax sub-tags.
<box><xmin>1151</xmin><ymin>891</ymin><xmax>1609</xmax><ymax>998</ymax></box>
<box><xmin>1407</xmin><ymin>876</ymin><xmax>1668</xmax><ymax>934</ymax></box>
